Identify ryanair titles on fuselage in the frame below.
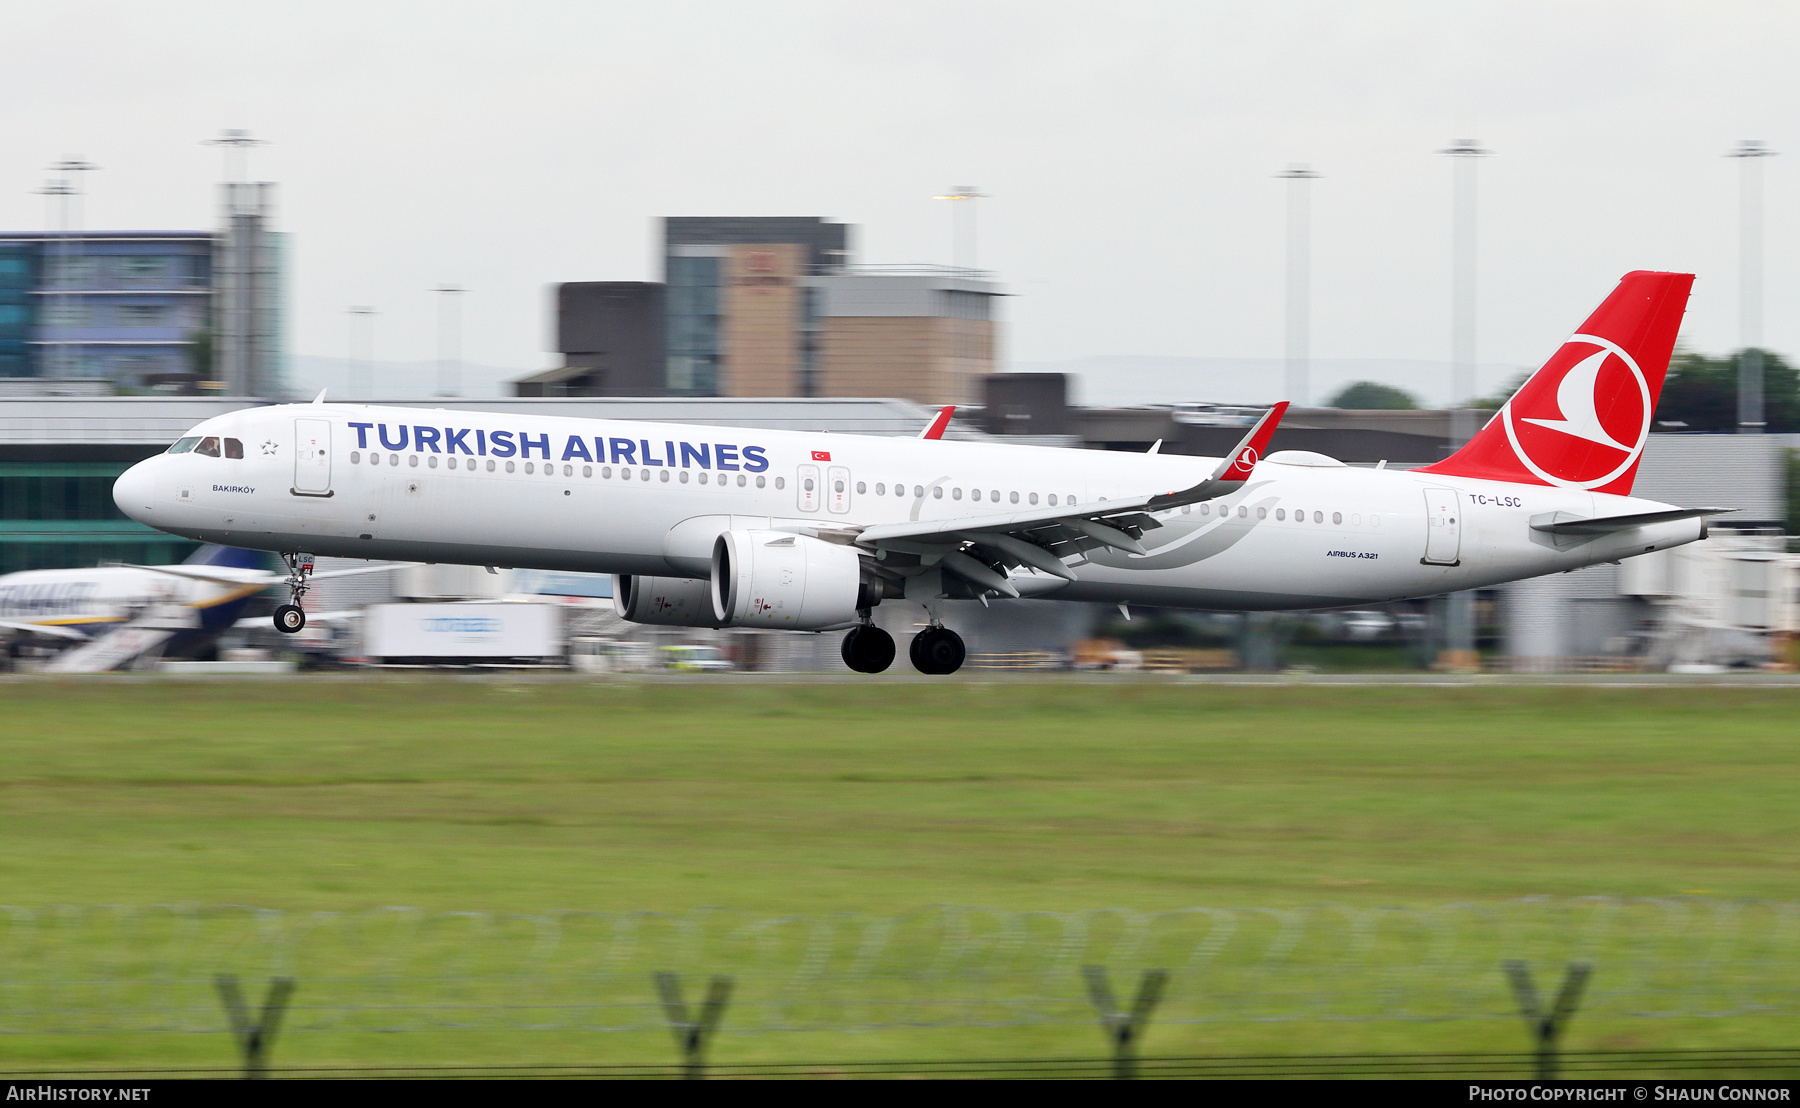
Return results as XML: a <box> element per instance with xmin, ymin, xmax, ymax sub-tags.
<box><xmin>347</xmin><ymin>422</ymin><xmax>771</xmax><ymax>471</ymax></box>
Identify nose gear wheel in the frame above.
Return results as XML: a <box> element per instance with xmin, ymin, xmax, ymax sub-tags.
<box><xmin>273</xmin><ymin>552</ymin><xmax>315</xmax><ymax>635</ymax></box>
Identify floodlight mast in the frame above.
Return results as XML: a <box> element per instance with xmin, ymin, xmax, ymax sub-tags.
<box><xmin>1437</xmin><ymin>138</ymin><xmax>1491</xmax><ymax>674</ymax></box>
<box><xmin>1275</xmin><ymin>165</ymin><xmax>1320</xmax><ymax>408</ymax></box>
<box><xmin>432</xmin><ymin>285</ymin><xmax>466</xmax><ymax>397</ymax></box>
<box><xmin>35</xmin><ymin>157</ymin><xmax>100</xmax><ymax>378</ymax></box>
<box><xmin>1727</xmin><ymin>140</ymin><xmax>1776</xmax><ymax>434</ymax></box>
<box><xmin>205</xmin><ymin>129</ymin><xmax>266</xmax><ymax>185</ymax></box>
<box><xmin>347</xmin><ymin>306</ymin><xmax>378</xmax><ymax>399</ymax></box>
<box><xmin>933</xmin><ymin>186</ymin><xmax>989</xmax><ymax>274</ymax></box>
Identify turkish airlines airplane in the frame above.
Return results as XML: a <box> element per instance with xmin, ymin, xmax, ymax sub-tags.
<box><xmin>112</xmin><ymin>271</ymin><xmax>1722</xmax><ymax>674</ymax></box>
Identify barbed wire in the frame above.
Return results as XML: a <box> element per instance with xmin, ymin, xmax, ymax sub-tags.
<box><xmin>0</xmin><ymin>898</ymin><xmax>1795</xmax><ymax>1035</ymax></box>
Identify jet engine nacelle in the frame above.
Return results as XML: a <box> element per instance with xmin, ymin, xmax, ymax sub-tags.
<box><xmin>710</xmin><ymin>529</ymin><xmax>867</xmax><ymax>630</ymax></box>
<box><xmin>612</xmin><ymin>574</ymin><xmax>724</xmax><ymax>628</ymax></box>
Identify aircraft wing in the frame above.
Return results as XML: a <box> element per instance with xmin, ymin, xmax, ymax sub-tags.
<box><xmin>0</xmin><ymin>618</ymin><xmax>92</xmax><ymax>641</ymax></box>
<box><xmin>852</xmin><ymin>403</ymin><xmax>1289</xmax><ymax>597</ymax></box>
<box><xmin>120</xmin><ymin>561</ymin><xmax>415</xmax><ymax>587</ymax></box>
<box><xmin>232</xmin><ymin>609</ymin><xmax>364</xmax><ymax>629</ymax></box>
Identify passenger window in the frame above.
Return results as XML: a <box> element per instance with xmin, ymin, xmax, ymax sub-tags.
<box><xmin>972</xmin><ymin>489</ymin><xmax>982</xmax><ymax>501</ymax></box>
<box><xmin>622</xmin><ymin>468</ymin><xmax>631</xmax><ymax>480</ymax></box>
<box><xmin>990</xmin><ymin>490</ymin><xmax>999</xmax><ymax>501</ymax></box>
<box><xmin>933</xmin><ymin>486</ymin><xmax>943</xmax><ymax>499</ymax></box>
<box><xmin>1332</xmin><ymin>511</ymin><xmax>1342</xmax><ymax>525</ymax></box>
<box><xmin>680</xmin><ymin>471</ymin><xmax>690</xmax><ymax>483</ymax></box>
<box><xmin>351</xmin><ymin>451</ymin><xmax>361</xmax><ymax>464</ymax></box>
<box><xmin>194</xmin><ymin>437</ymin><xmax>220</xmax><ymax>457</ymax></box>
<box><xmin>836</xmin><ymin>479</ymin><xmax>846</xmax><ymax>493</ymax></box>
<box><xmin>660</xmin><ymin>470</ymin><xmax>670</xmax><ymax>482</ymax></box>
<box><xmin>506</xmin><ymin>461</ymin><xmax>516</xmax><ymax>473</ymax></box>
<box><xmin>524</xmin><ymin>462</ymin><xmax>534</xmax><ymax>474</ymax></box>
<box><xmin>1313</xmin><ymin>511</ymin><xmax>1323</xmax><ymax>523</ymax></box>
<box><xmin>952</xmin><ymin>487</ymin><xmax>962</xmax><ymax>499</ymax></box>
<box><xmin>487</xmin><ymin>459</ymin><xmax>496</xmax><ymax>472</ymax></box>
<box><xmin>1276</xmin><ymin>508</ymin><xmax>1285</xmax><ymax>520</ymax></box>
<box><xmin>564</xmin><ymin>465</ymin><xmax>574</xmax><ymax>477</ymax></box>
<box><xmin>914</xmin><ymin>485</ymin><xmax>924</xmax><ymax>498</ymax></box>
<box><xmin>1237</xmin><ymin>506</ymin><xmax>1247</xmax><ymax>518</ymax></box>
<box><xmin>428</xmin><ymin>456</ymin><xmax>438</xmax><ymax>469</ymax></box>
<box><xmin>1029</xmin><ymin>492</ymin><xmax>1038</xmax><ymax>505</ymax></box>
<box><xmin>1010</xmin><ymin>491</ymin><xmax>1020</xmax><ymax>504</ymax></box>
<box><xmin>1048</xmin><ymin>494</ymin><xmax>1058</xmax><ymax>506</ymax></box>
<box><xmin>875</xmin><ymin>483</ymin><xmax>886</xmax><ymax>495</ymax></box>
<box><xmin>223</xmin><ymin>438</ymin><xmax>244</xmax><ymax>459</ymax></box>
<box><xmin>584</xmin><ymin>465</ymin><xmax>592</xmax><ymax>478</ymax></box>
<box><xmin>167</xmin><ymin>437</ymin><xmax>200</xmax><ymax>454</ymax></box>
<box><xmin>410</xmin><ymin>456</ymin><xmax>420</xmax><ymax>467</ymax></box>
<box><xmin>1351</xmin><ymin>513</ymin><xmax>1361</xmax><ymax>525</ymax></box>
<box><xmin>1257</xmin><ymin>507</ymin><xmax>1267</xmax><ymax>519</ymax></box>
<box><xmin>774</xmin><ymin>477</ymin><xmax>784</xmax><ymax>489</ymax></box>
<box><xmin>602</xmin><ymin>466</ymin><xmax>612</xmax><ymax>478</ymax></box>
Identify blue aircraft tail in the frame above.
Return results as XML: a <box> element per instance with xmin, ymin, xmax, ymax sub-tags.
<box><xmin>183</xmin><ymin>545</ymin><xmax>273</xmax><ymax>571</ymax></box>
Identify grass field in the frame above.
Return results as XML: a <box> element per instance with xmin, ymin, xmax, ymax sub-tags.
<box><xmin>0</xmin><ymin>676</ymin><xmax>1796</xmax><ymax>1072</ymax></box>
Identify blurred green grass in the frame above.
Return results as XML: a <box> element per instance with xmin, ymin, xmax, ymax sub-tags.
<box><xmin>0</xmin><ymin>676</ymin><xmax>1796</xmax><ymax>1070</ymax></box>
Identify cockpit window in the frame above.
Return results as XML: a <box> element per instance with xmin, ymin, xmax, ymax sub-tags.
<box><xmin>223</xmin><ymin>438</ymin><xmax>244</xmax><ymax>459</ymax></box>
<box><xmin>194</xmin><ymin>437</ymin><xmax>221</xmax><ymax>457</ymax></box>
<box><xmin>167</xmin><ymin>437</ymin><xmax>201</xmax><ymax>454</ymax></box>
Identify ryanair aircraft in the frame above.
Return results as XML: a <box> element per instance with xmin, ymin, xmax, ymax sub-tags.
<box><xmin>112</xmin><ymin>272</ymin><xmax>1725</xmax><ymax>674</ymax></box>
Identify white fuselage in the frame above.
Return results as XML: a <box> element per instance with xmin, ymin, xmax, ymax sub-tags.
<box><xmin>112</xmin><ymin>403</ymin><xmax>1705</xmax><ymax>612</ymax></box>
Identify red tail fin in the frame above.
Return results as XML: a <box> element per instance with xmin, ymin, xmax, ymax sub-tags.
<box><xmin>1419</xmin><ymin>271</ymin><xmax>1693</xmax><ymax>495</ymax></box>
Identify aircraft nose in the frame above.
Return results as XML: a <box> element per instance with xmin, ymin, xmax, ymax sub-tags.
<box><xmin>112</xmin><ymin>460</ymin><xmax>156</xmax><ymax>521</ymax></box>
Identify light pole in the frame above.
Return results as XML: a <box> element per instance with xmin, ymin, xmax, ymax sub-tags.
<box><xmin>1276</xmin><ymin>165</ymin><xmax>1320</xmax><ymax>407</ymax></box>
<box><xmin>204</xmin><ymin>129</ymin><xmax>266</xmax><ymax>184</ymax></box>
<box><xmin>933</xmin><ymin>185</ymin><xmax>988</xmax><ymax>272</ymax></box>
<box><xmin>1727</xmin><ymin>140</ymin><xmax>1776</xmax><ymax>434</ymax></box>
<box><xmin>1439</xmin><ymin>139</ymin><xmax>1491</xmax><ymax>672</ymax></box>
<box><xmin>36</xmin><ymin>157</ymin><xmax>99</xmax><ymax>378</ymax></box>
<box><xmin>347</xmin><ymin>306</ymin><xmax>377</xmax><ymax>398</ymax></box>
<box><xmin>432</xmin><ymin>285</ymin><xmax>465</xmax><ymax>397</ymax></box>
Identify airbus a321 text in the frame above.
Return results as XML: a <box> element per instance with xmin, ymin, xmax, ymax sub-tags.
<box><xmin>112</xmin><ymin>271</ymin><xmax>1726</xmax><ymax>674</ymax></box>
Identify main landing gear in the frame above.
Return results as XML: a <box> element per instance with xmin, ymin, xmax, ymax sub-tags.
<box><xmin>841</xmin><ymin>624</ymin><xmax>896</xmax><ymax>673</ymax></box>
<box><xmin>909</xmin><ymin>625</ymin><xmax>965</xmax><ymax>675</ymax></box>
<box><xmin>273</xmin><ymin>552</ymin><xmax>315</xmax><ymax>635</ymax></box>
<box><xmin>840</xmin><ymin>623</ymin><xmax>966</xmax><ymax>674</ymax></box>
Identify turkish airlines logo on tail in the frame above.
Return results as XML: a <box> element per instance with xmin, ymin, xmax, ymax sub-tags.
<box><xmin>1500</xmin><ymin>333</ymin><xmax>1652</xmax><ymax>490</ymax></box>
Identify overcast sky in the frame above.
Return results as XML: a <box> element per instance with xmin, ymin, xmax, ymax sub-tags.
<box><xmin>3</xmin><ymin>1</ymin><xmax>1797</xmax><ymax>388</ymax></box>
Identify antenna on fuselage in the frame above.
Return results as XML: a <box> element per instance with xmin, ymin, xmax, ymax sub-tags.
<box><xmin>312</xmin><ymin>388</ymin><xmax>327</xmax><ymax>404</ymax></box>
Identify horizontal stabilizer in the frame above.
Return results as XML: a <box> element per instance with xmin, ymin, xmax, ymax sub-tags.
<box><xmin>1529</xmin><ymin>507</ymin><xmax>1733</xmax><ymax>536</ymax></box>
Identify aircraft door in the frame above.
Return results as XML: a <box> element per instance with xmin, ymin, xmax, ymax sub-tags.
<box><xmin>293</xmin><ymin>418</ymin><xmax>333</xmax><ymax>496</ymax></box>
<box><xmin>1421</xmin><ymin>488</ymin><xmax>1461</xmax><ymax>565</ymax></box>
<box><xmin>826</xmin><ymin>465</ymin><xmax>851</xmax><ymax>513</ymax></box>
<box><xmin>797</xmin><ymin>463</ymin><xmax>820</xmax><ymax>512</ymax></box>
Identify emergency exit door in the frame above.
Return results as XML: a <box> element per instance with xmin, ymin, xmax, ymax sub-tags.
<box><xmin>293</xmin><ymin>418</ymin><xmax>333</xmax><ymax>496</ymax></box>
<box><xmin>1421</xmin><ymin>488</ymin><xmax>1461</xmax><ymax>565</ymax></box>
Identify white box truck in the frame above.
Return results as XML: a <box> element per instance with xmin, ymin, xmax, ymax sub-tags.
<box><xmin>362</xmin><ymin>603</ymin><xmax>563</xmax><ymax>664</ymax></box>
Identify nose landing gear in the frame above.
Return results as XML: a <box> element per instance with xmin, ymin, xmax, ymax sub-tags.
<box><xmin>909</xmin><ymin>625</ymin><xmax>966</xmax><ymax>675</ymax></box>
<box><xmin>273</xmin><ymin>552</ymin><xmax>315</xmax><ymax>635</ymax></box>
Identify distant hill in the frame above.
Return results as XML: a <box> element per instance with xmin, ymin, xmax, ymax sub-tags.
<box><xmin>1011</xmin><ymin>356</ymin><xmax>1523</xmax><ymax>409</ymax></box>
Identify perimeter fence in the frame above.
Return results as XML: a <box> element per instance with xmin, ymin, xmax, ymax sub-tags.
<box><xmin>1</xmin><ymin>897</ymin><xmax>1796</xmax><ymax>1038</ymax></box>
